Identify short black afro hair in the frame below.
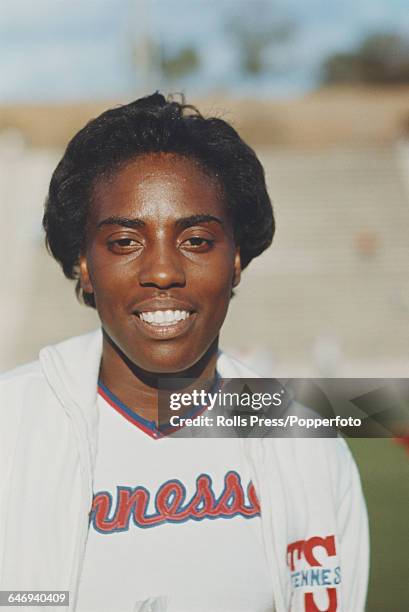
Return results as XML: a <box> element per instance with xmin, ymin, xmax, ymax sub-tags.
<box><xmin>43</xmin><ymin>92</ymin><xmax>275</xmax><ymax>308</ymax></box>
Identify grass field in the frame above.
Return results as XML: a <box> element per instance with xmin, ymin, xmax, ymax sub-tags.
<box><xmin>347</xmin><ymin>438</ymin><xmax>409</xmax><ymax>611</ymax></box>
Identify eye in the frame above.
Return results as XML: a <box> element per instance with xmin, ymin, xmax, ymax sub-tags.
<box><xmin>107</xmin><ymin>237</ymin><xmax>143</xmax><ymax>254</ymax></box>
<box><xmin>180</xmin><ymin>236</ymin><xmax>215</xmax><ymax>251</ymax></box>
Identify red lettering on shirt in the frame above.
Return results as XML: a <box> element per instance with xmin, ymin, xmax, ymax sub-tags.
<box><xmin>91</xmin><ymin>470</ymin><xmax>260</xmax><ymax>532</ymax></box>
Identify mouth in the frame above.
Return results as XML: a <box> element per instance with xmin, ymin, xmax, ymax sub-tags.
<box><xmin>132</xmin><ymin>309</ymin><xmax>196</xmax><ymax>339</ymax></box>
<box><xmin>138</xmin><ymin>309</ymin><xmax>193</xmax><ymax>326</ymax></box>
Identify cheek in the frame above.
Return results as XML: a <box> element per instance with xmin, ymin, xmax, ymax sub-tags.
<box><xmin>88</xmin><ymin>251</ymin><xmax>134</xmax><ymax>290</ymax></box>
<box><xmin>191</xmin><ymin>260</ymin><xmax>235</xmax><ymax>314</ymax></box>
<box><xmin>89</xmin><ymin>269</ymin><xmax>132</xmax><ymax>319</ymax></box>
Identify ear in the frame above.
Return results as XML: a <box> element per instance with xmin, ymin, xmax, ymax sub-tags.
<box><xmin>79</xmin><ymin>255</ymin><xmax>94</xmax><ymax>294</ymax></box>
<box><xmin>232</xmin><ymin>248</ymin><xmax>241</xmax><ymax>288</ymax></box>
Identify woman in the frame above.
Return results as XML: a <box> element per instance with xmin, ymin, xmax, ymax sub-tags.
<box><xmin>0</xmin><ymin>93</ymin><xmax>368</xmax><ymax>611</ymax></box>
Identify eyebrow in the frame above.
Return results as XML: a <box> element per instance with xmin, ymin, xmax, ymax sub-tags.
<box><xmin>175</xmin><ymin>214</ymin><xmax>223</xmax><ymax>229</ymax></box>
<box><xmin>97</xmin><ymin>216</ymin><xmax>145</xmax><ymax>230</ymax></box>
<box><xmin>97</xmin><ymin>214</ymin><xmax>223</xmax><ymax>230</ymax></box>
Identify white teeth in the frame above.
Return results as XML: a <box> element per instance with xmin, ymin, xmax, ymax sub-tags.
<box><xmin>139</xmin><ymin>310</ymin><xmax>191</xmax><ymax>326</ymax></box>
<box><xmin>154</xmin><ymin>311</ymin><xmax>165</xmax><ymax>324</ymax></box>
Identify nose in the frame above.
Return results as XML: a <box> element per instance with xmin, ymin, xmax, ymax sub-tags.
<box><xmin>138</xmin><ymin>243</ymin><xmax>186</xmax><ymax>289</ymax></box>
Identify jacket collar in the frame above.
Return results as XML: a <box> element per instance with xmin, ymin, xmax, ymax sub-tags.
<box><xmin>39</xmin><ymin>328</ymin><xmax>260</xmax><ymax>438</ymax></box>
<box><xmin>39</xmin><ymin>329</ymin><xmax>102</xmax><ymax>427</ymax></box>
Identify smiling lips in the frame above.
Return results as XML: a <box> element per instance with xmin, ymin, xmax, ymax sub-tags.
<box><xmin>132</xmin><ymin>299</ymin><xmax>196</xmax><ymax>339</ymax></box>
<box><xmin>134</xmin><ymin>310</ymin><xmax>196</xmax><ymax>340</ymax></box>
<box><xmin>138</xmin><ymin>309</ymin><xmax>191</xmax><ymax>327</ymax></box>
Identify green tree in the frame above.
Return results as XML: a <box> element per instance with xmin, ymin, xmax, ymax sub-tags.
<box><xmin>226</xmin><ymin>0</ymin><xmax>295</xmax><ymax>76</ymax></box>
<box><xmin>159</xmin><ymin>45</ymin><xmax>200</xmax><ymax>81</ymax></box>
<box><xmin>131</xmin><ymin>38</ymin><xmax>200</xmax><ymax>89</ymax></box>
<box><xmin>322</xmin><ymin>32</ymin><xmax>409</xmax><ymax>85</ymax></box>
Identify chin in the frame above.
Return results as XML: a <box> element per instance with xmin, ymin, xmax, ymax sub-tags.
<box><xmin>128</xmin><ymin>340</ymin><xmax>216</xmax><ymax>377</ymax></box>
<box><xmin>140</xmin><ymin>362</ymin><xmax>192</xmax><ymax>376</ymax></box>
<box><xmin>132</xmin><ymin>352</ymin><xmax>202</xmax><ymax>376</ymax></box>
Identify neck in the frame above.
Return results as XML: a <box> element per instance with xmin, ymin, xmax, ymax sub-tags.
<box><xmin>99</xmin><ymin>332</ymin><xmax>219</xmax><ymax>425</ymax></box>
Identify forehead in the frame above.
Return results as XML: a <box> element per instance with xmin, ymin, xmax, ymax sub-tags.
<box><xmin>90</xmin><ymin>153</ymin><xmax>227</xmax><ymax>223</ymax></box>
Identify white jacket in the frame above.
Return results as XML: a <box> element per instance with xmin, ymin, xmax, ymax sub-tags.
<box><xmin>0</xmin><ymin>330</ymin><xmax>369</xmax><ymax>612</ymax></box>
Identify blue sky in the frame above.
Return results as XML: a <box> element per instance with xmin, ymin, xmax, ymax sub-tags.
<box><xmin>1</xmin><ymin>0</ymin><xmax>408</xmax><ymax>102</ymax></box>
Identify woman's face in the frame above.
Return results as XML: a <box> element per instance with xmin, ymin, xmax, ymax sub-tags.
<box><xmin>80</xmin><ymin>153</ymin><xmax>241</xmax><ymax>374</ymax></box>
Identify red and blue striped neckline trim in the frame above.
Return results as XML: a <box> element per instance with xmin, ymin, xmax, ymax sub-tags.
<box><xmin>98</xmin><ymin>381</ymin><xmax>209</xmax><ymax>440</ymax></box>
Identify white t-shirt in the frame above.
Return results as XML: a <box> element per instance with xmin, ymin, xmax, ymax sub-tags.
<box><xmin>76</xmin><ymin>383</ymin><xmax>274</xmax><ymax>612</ymax></box>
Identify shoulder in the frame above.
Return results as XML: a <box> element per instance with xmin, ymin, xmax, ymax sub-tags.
<box><xmin>0</xmin><ymin>335</ymin><xmax>84</xmax><ymax>439</ymax></box>
<box><xmin>0</xmin><ymin>359</ymin><xmax>46</xmax><ymax>402</ymax></box>
<box><xmin>0</xmin><ymin>360</ymin><xmax>50</xmax><ymax>444</ymax></box>
<box><xmin>0</xmin><ymin>360</ymin><xmax>47</xmax><ymax>485</ymax></box>
<box><xmin>0</xmin><ymin>328</ymin><xmax>102</xmax><ymax>402</ymax></box>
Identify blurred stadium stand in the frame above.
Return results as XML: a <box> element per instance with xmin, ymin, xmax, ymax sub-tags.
<box><xmin>1</xmin><ymin>90</ymin><xmax>409</xmax><ymax>376</ymax></box>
